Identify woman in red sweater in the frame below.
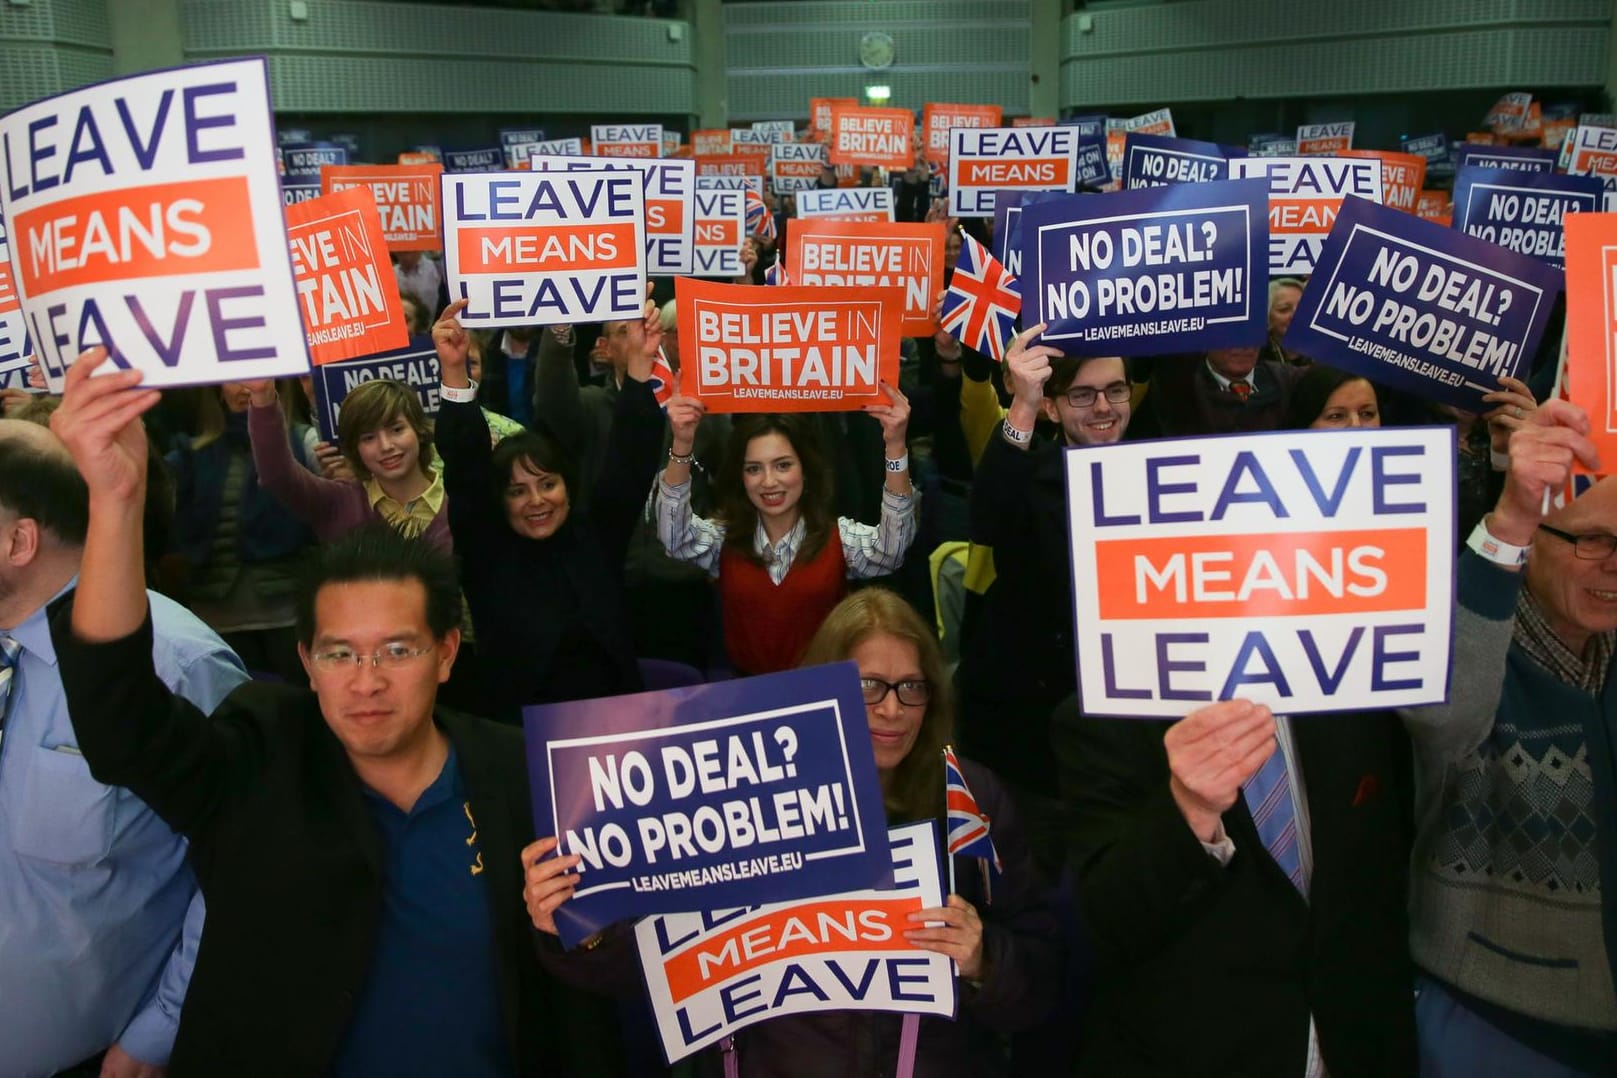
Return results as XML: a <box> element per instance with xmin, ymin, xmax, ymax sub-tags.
<box><xmin>654</xmin><ymin>389</ymin><xmax>918</xmax><ymax>674</ymax></box>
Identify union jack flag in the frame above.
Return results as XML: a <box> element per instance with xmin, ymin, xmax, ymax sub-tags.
<box><xmin>648</xmin><ymin>346</ymin><xmax>676</xmax><ymax>408</ymax></box>
<box><xmin>745</xmin><ymin>190</ymin><xmax>776</xmax><ymax>242</ymax></box>
<box><xmin>940</xmin><ymin>231</ymin><xmax>1020</xmax><ymax>362</ymax></box>
<box><xmin>944</xmin><ymin>746</ymin><xmax>1002</xmax><ymax>872</ymax></box>
<box><xmin>764</xmin><ymin>258</ymin><xmax>792</xmax><ymax>287</ymax></box>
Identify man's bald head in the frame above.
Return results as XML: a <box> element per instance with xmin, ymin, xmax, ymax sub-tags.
<box><xmin>0</xmin><ymin>419</ymin><xmax>88</xmax><ymax>547</ymax></box>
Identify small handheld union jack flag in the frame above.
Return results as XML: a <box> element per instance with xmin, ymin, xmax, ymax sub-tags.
<box><xmin>648</xmin><ymin>346</ymin><xmax>676</xmax><ymax>408</ymax></box>
<box><xmin>940</xmin><ymin>230</ymin><xmax>1020</xmax><ymax>362</ymax></box>
<box><xmin>764</xmin><ymin>258</ymin><xmax>792</xmax><ymax>287</ymax></box>
<box><xmin>944</xmin><ymin>745</ymin><xmax>1002</xmax><ymax>873</ymax></box>
<box><xmin>745</xmin><ymin>189</ymin><xmax>776</xmax><ymax>242</ymax></box>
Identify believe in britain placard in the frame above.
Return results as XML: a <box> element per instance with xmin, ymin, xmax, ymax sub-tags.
<box><xmin>526</xmin><ymin>663</ymin><xmax>893</xmax><ymax>949</ymax></box>
<box><xmin>1066</xmin><ymin>427</ymin><xmax>1455</xmax><ymax>717</ymax></box>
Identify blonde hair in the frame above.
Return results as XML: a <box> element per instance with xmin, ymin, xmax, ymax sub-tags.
<box><xmin>799</xmin><ymin>589</ymin><xmax>953</xmax><ymax>822</ymax></box>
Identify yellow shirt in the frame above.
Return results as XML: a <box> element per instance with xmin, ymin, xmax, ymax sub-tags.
<box><xmin>365</xmin><ymin>464</ymin><xmax>444</xmax><ymax>537</ymax></box>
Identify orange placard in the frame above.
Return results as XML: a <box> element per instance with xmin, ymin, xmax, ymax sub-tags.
<box><xmin>398</xmin><ymin>151</ymin><xmax>439</xmax><ymax>165</ymax></box>
<box><xmin>1013</xmin><ymin>117</ymin><xmax>1056</xmax><ymax>127</ymax></box>
<box><xmin>828</xmin><ymin>107</ymin><xmax>915</xmax><ymax>170</ymax></box>
<box><xmin>1340</xmin><ymin>150</ymin><xmax>1426</xmax><ymax>213</ymax></box>
<box><xmin>591</xmin><ymin>124</ymin><xmax>662</xmax><ymax>159</ymax></box>
<box><xmin>284</xmin><ymin>186</ymin><xmax>410</xmax><ymax>365</ymax></box>
<box><xmin>810</xmin><ymin>98</ymin><xmax>858</xmax><ymax>142</ymax></box>
<box><xmin>693</xmin><ymin>129</ymin><xmax>732</xmax><ymax>156</ymax></box>
<box><xmin>1414</xmin><ymin>190</ymin><xmax>1451</xmax><ymax>227</ymax></box>
<box><xmin>321</xmin><ymin>164</ymin><xmax>443</xmax><ymax>252</ymax></box>
<box><xmin>675</xmin><ymin>278</ymin><xmax>904</xmax><ymax>412</ymax></box>
<box><xmin>788</xmin><ymin>220</ymin><xmax>945</xmax><ymax>337</ymax></box>
<box><xmin>1093</xmin><ymin>529</ymin><xmax>1428</xmax><ymax>620</ymax></box>
<box><xmin>921</xmin><ymin>103</ymin><xmax>1003</xmax><ymax>167</ymax></box>
<box><xmin>696</xmin><ymin>154</ymin><xmax>767</xmax><ymax>180</ymax></box>
<box><xmin>661</xmin><ymin>896</ymin><xmax>923</xmax><ymax>1004</ymax></box>
<box><xmin>12</xmin><ymin>177</ymin><xmax>258</xmax><ymax>294</ymax></box>
<box><xmin>1564</xmin><ymin>213</ymin><xmax>1617</xmax><ymax>466</ymax></box>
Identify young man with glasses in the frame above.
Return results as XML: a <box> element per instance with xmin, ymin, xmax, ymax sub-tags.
<box><xmin>1403</xmin><ymin>401</ymin><xmax>1617</xmax><ymax>1075</ymax></box>
<box><xmin>954</xmin><ymin>323</ymin><xmax>1133</xmax><ymax>855</ymax></box>
<box><xmin>44</xmin><ymin>349</ymin><xmax>615</xmax><ymax>1076</ymax></box>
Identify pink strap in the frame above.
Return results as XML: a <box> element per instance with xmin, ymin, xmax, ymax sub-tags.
<box><xmin>723</xmin><ymin>1035</ymin><xmax>739</xmax><ymax>1078</ymax></box>
<box><xmin>896</xmin><ymin>1013</ymin><xmax>920</xmax><ymax>1078</ymax></box>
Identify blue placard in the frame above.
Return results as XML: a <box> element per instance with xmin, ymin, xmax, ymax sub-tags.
<box><xmin>1451</xmin><ymin>168</ymin><xmax>1602</xmax><ymax>269</ymax></box>
<box><xmin>1021</xmin><ymin>179</ymin><xmax>1270</xmax><ymax>356</ymax></box>
<box><xmin>1283</xmin><ymin>196</ymin><xmax>1563</xmax><ymax>411</ymax></box>
<box><xmin>309</xmin><ymin>339</ymin><xmax>440</xmax><ymax>442</ymax></box>
<box><xmin>1062</xmin><ymin>115</ymin><xmax>1108</xmax><ymax>140</ymax></box>
<box><xmin>282</xmin><ymin>142</ymin><xmax>347</xmax><ymax>185</ymax></box>
<box><xmin>1075</xmin><ymin>136</ymin><xmax>1108</xmax><ymax>187</ymax></box>
<box><xmin>280</xmin><ymin>182</ymin><xmax>320</xmax><ymax>207</ymax></box>
<box><xmin>1452</xmin><ymin>143</ymin><xmax>1556</xmax><ymax>174</ymax></box>
<box><xmin>525</xmin><ymin>663</ymin><xmax>894</xmax><ymax>949</ymax></box>
<box><xmin>1122</xmin><ymin>133</ymin><xmax>1227</xmax><ymax>190</ymax></box>
<box><xmin>991</xmin><ymin>189</ymin><xmax>1066</xmax><ymax>278</ymax></box>
<box><xmin>1400</xmin><ymin>132</ymin><xmax>1450</xmax><ymax>165</ymax></box>
<box><xmin>443</xmin><ymin>147</ymin><xmax>506</xmax><ymax>173</ymax></box>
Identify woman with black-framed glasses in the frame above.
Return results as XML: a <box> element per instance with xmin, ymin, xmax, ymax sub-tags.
<box><xmin>678</xmin><ymin>587</ymin><xmax>1064</xmax><ymax>1078</ymax></box>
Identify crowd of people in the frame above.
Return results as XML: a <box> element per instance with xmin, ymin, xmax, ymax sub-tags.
<box><xmin>1</xmin><ymin>159</ymin><xmax>1613</xmax><ymax>1078</ymax></box>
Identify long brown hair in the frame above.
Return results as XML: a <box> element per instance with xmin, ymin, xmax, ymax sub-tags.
<box><xmin>336</xmin><ymin>379</ymin><xmax>437</xmax><ymax>481</ymax></box>
<box><xmin>713</xmin><ymin>415</ymin><xmax>836</xmax><ymax>565</ymax></box>
<box><xmin>799</xmin><ymin>588</ymin><xmax>953</xmax><ymax>823</ymax></box>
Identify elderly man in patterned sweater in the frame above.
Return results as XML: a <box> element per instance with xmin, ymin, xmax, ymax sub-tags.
<box><xmin>1403</xmin><ymin>397</ymin><xmax>1617</xmax><ymax>1076</ymax></box>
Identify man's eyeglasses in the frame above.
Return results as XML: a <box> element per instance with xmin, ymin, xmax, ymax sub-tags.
<box><xmin>1538</xmin><ymin>525</ymin><xmax>1617</xmax><ymax>561</ymax></box>
<box><xmin>859</xmin><ymin>677</ymin><xmax>931</xmax><ymax>707</ymax></box>
<box><xmin>309</xmin><ymin>643</ymin><xmax>435</xmax><ymax>673</ymax></box>
<box><xmin>1055</xmin><ymin>382</ymin><xmax>1131</xmax><ymax>409</ymax></box>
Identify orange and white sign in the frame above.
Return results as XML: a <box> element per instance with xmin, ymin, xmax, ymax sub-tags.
<box><xmin>676</xmin><ymin>278</ymin><xmax>903</xmax><ymax>412</ymax></box>
<box><xmin>1105</xmin><ymin>109</ymin><xmax>1176</xmax><ymax>184</ymax></box>
<box><xmin>441</xmin><ymin>170</ymin><xmax>646</xmax><ymax>329</ymax></box>
<box><xmin>770</xmin><ymin>142</ymin><xmax>830</xmax><ymax>195</ymax></box>
<box><xmin>0</xmin><ymin>208</ymin><xmax>29</xmax><ymax>372</ymax></box>
<box><xmin>591</xmin><ymin>124</ymin><xmax>662</xmax><ymax>159</ymax></box>
<box><xmin>1228</xmin><ymin>156</ymin><xmax>1384</xmax><ymax>274</ymax></box>
<box><xmin>1566</xmin><ymin>125</ymin><xmax>1617</xmax><ymax>209</ymax></box>
<box><xmin>322</xmin><ymin>163</ymin><xmax>444</xmax><ymax>252</ymax></box>
<box><xmin>948</xmin><ymin>125</ymin><xmax>1079</xmax><ymax>217</ymax></box>
<box><xmin>1066</xmin><ymin>428</ymin><xmax>1455</xmax><ymax>717</ymax></box>
<box><xmin>693</xmin><ymin>129</ymin><xmax>732</xmax><ymax>157</ymax></box>
<box><xmin>0</xmin><ymin>58</ymin><xmax>311</xmax><ymax>390</ymax></box>
<box><xmin>1415</xmin><ymin>189</ymin><xmax>1451</xmax><ymax>226</ymax></box>
<box><xmin>1340</xmin><ymin>149</ymin><xmax>1426</xmax><ymax>213</ymax></box>
<box><xmin>795</xmin><ymin>187</ymin><xmax>895</xmax><ymax>223</ymax></box>
<box><xmin>1013</xmin><ymin>117</ymin><xmax>1057</xmax><ymax>128</ymax></box>
<box><xmin>634</xmin><ymin>822</ymin><xmax>951</xmax><ymax>1065</ymax></box>
<box><xmin>285</xmin><ymin>187</ymin><xmax>409</xmax><ymax>364</ymax></box>
<box><xmin>828</xmin><ymin>107</ymin><xmax>915</xmax><ymax>171</ymax></box>
<box><xmin>732</xmin><ymin>128</ymin><xmax>787</xmax><ymax>163</ymax></box>
<box><xmin>921</xmin><ymin>103</ymin><xmax>1003</xmax><ymax>167</ymax></box>
<box><xmin>811</xmin><ymin>98</ymin><xmax>858</xmax><ymax>142</ymax></box>
<box><xmin>397</xmin><ymin>150</ymin><xmax>439</xmax><ymax>165</ymax></box>
<box><xmin>691</xmin><ymin>189</ymin><xmax>746</xmax><ymax>278</ymax></box>
<box><xmin>1295</xmin><ymin>122</ymin><xmax>1355</xmax><ymax>155</ymax></box>
<box><xmin>789</xmin><ymin>221</ymin><xmax>945</xmax><ymax>337</ymax></box>
<box><xmin>1564</xmin><ymin>213</ymin><xmax>1617</xmax><ymax>466</ymax></box>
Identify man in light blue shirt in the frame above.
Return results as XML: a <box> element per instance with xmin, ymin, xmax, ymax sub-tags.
<box><xmin>0</xmin><ymin>421</ymin><xmax>245</xmax><ymax>1077</ymax></box>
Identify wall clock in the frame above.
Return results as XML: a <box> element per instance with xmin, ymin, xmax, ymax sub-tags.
<box><xmin>859</xmin><ymin>31</ymin><xmax>896</xmax><ymax>70</ymax></box>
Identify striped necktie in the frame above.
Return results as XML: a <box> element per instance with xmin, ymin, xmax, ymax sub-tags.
<box><xmin>0</xmin><ymin>636</ymin><xmax>22</xmax><ymax>751</ymax></box>
<box><xmin>1243</xmin><ymin>738</ymin><xmax>1305</xmax><ymax>894</ymax></box>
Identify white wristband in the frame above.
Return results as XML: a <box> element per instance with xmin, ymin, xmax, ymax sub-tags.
<box><xmin>1001</xmin><ymin>418</ymin><xmax>1033</xmax><ymax>445</ymax></box>
<box><xmin>439</xmin><ymin>380</ymin><xmax>478</xmax><ymax>404</ymax></box>
<box><xmin>1467</xmin><ymin>519</ymin><xmax>1531</xmax><ymax>567</ymax></box>
<box><xmin>885</xmin><ymin>452</ymin><xmax>909</xmax><ymax>474</ymax></box>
